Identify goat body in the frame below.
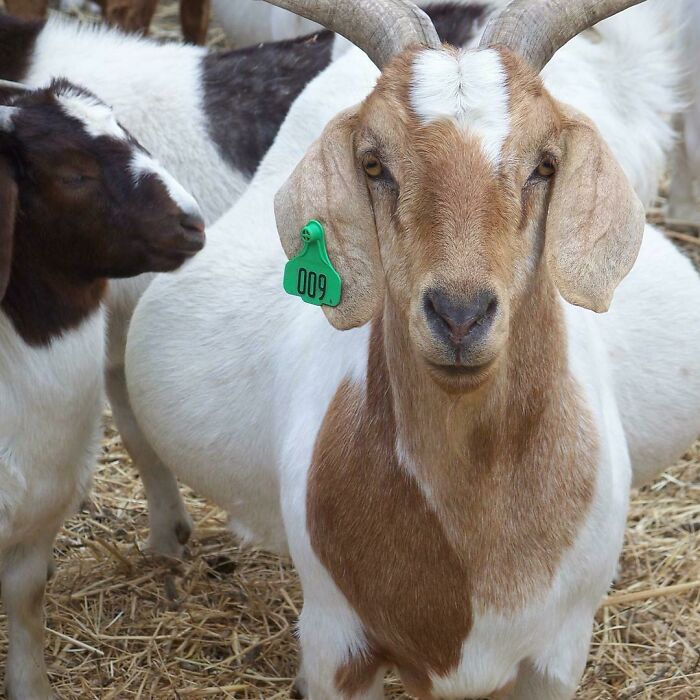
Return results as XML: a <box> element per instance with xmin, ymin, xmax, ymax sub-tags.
<box><xmin>126</xmin><ymin>12</ymin><xmax>700</xmax><ymax>696</ymax></box>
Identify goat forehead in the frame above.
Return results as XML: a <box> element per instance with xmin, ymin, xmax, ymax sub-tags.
<box><xmin>56</xmin><ymin>91</ymin><xmax>126</xmax><ymax>140</ymax></box>
<box><xmin>409</xmin><ymin>48</ymin><xmax>510</xmax><ymax>166</ymax></box>
<box><xmin>130</xmin><ymin>150</ymin><xmax>201</xmax><ymax>218</ymax></box>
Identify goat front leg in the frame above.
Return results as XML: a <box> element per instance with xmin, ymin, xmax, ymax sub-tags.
<box><xmin>297</xmin><ymin>606</ymin><xmax>385</xmax><ymax>700</ymax></box>
<box><xmin>2</xmin><ymin>535</ymin><xmax>55</xmax><ymax>700</ymax></box>
<box><xmin>180</xmin><ymin>0</ymin><xmax>210</xmax><ymax>45</ymax></box>
<box><xmin>106</xmin><ymin>363</ymin><xmax>192</xmax><ymax>558</ymax></box>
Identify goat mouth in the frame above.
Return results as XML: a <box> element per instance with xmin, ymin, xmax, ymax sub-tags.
<box><xmin>425</xmin><ymin>358</ymin><xmax>495</xmax><ymax>382</ymax></box>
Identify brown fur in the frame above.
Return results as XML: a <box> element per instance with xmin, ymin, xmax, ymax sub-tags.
<box><xmin>4</xmin><ymin>0</ymin><xmax>47</xmax><ymax>21</ymax></box>
<box><xmin>274</xmin><ymin>47</ymin><xmax>644</xmax><ymax>697</ymax></box>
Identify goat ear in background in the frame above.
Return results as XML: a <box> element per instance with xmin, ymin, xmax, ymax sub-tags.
<box><xmin>274</xmin><ymin>107</ymin><xmax>384</xmax><ymax>330</ymax></box>
<box><xmin>0</xmin><ymin>155</ymin><xmax>17</xmax><ymax>300</ymax></box>
<box><xmin>545</xmin><ymin>107</ymin><xmax>645</xmax><ymax>313</ymax></box>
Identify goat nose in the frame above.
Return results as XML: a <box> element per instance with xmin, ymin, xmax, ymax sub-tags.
<box><xmin>180</xmin><ymin>212</ymin><xmax>205</xmax><ymax>235</ymax></box>
<box><xmin>424</xmin><ymin>289</ymin><xmax>498</xmax><ymax>349</ymax></box>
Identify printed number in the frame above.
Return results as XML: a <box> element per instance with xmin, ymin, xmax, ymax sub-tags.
<box><xmin>297</xmin><ymin>268</ymin><xmax>327</xmax><ymax>300</ymax></box>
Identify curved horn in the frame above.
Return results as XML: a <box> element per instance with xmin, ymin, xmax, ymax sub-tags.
<box><xmin>260</xmin><ymin>0</ymin><xmax>440</xmax><ymax>69</ymax></box>
<box><xmin>479</xmin><ymin>0</ymin><xmax>645</xmax><ymax>71</ymax></box>
<box><xmin>0</xmin><ymin>79</ymin><xmax>31</xmax><ymax>92</ymax></box>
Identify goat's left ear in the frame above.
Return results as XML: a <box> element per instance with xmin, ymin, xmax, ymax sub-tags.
<box><xmin>0</xmin><ymin>155</ymin><xmax>18</xmax><ymax>300</ymax></box>
<box><xmin>545</xmin><ymin>107</ymin><xmax>645</xmax><ymax>313</ymax></box>
<box><xmin>275</xmin><ymin>106</ymin><xmax>384</xmax><ymax>330</ymax></box>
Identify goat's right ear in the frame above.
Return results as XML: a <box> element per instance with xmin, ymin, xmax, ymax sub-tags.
<box><xmin>0</xmin><ymin>155</ymin><xmax>18</xmax><ymax>300</ymax></box>
<box><xmin>274</xmin><ymin>107</ymin><xmax>384</xmax><ymax>330</ymax></box>
<box><xmin>545</xmin><ymin>106</ymin><xmax>645</xmax><ymax>313</ymax></box>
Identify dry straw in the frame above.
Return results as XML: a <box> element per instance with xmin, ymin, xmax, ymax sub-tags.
<box><xmin>0</xmin><ymin>1</ymin><xmax>698</xmax><ymax>697</ymax></box>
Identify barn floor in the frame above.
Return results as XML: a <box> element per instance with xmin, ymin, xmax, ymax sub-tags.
<box><xmin>0</xmin><ymin>1</ymin><xmax>698</xmax><ymax>697</ymax></box>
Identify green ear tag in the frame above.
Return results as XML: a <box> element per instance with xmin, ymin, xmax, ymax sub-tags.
<box><xmin>283</xmin><ymin>220</ymin><xmax>342</xmax><ymax>307</ymax></box>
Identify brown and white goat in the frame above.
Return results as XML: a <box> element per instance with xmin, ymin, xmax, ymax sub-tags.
<box><xmin>126</xmin><ymin>0</ymin><xmax>700</xmax><ymax>697</ymax></box>
<box><xmin>0</xmin><ymin>78</ymin><xmax>203</xmax><ymax>699</ymax></box>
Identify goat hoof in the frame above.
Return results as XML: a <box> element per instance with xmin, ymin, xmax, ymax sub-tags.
<box><xmin>174</xmin><ymin>518</ymin><xmax>192</xmax><ymax>545</ymax></box>
<box><xmin>291</xmin><ymin>673</ymin><xmax>308</xmax><ymax>698</ymax></box>
<box><xmin>46</xmin><ymin>558</ymin><xmax>56</xmax><ymax>582</ymax></box>
<box><xmin>146</xmin><ymin>515</ymin><xmax>193</xmax><ymax>559</ymax></box>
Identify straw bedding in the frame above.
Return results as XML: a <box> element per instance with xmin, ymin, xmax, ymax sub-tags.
<box><xmin>0</xmin><ymin>1</ymin><xmax>697</xmax><ymax>697</ymax></box>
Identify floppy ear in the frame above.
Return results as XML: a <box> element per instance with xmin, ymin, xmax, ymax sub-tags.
<box><xmin>545</xmin><ymin>107</ymin><xmax>645</xmax><ymax>313</ymax></box>
<box><xmin>0</xmin><ymin>155</ymin><xmax>17</xmax><ymax>301</ymax></box>
<box><xmin>275</xmin><ymin>107</ymin><xmax>384</xmax><ymax>330</ymax></box>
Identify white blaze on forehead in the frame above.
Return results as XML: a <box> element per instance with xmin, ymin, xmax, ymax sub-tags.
<box><xmin>57</xmin><ymin>91</ymin><xmax>127</xmax><ymax>140</ymax></box>
<box><xmin>130</xmin><ymin>150</ymin><xmax>203</xmax><ymax>220</ymax></box>
<box><xmin>0</xmin><ymin>106</ymin><xmax>18</xmax><ymax>131</ymax></box>
<box><xmin>410</xmin><ymin>48</ymin><xmax>510</xmax><ymax>165</ymax></box>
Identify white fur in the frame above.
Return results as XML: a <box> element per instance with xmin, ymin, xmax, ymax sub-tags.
<box><xmin>211</xmin><ymin>0</ymin><xmax>322</xmax><ymax>46</ymax></box>
<box><xmin>126</xmin><ymin>17</ymin><xmax>700</xmax><ymax>693</ymax></box>
<box><xmin>0</xmin><ymin>313</ymin><xmax>102</xmax><ymax>551</ymax></box>
<box><xmin>0</xmin><ymin>106</ymin><xmax>18</xmax><ymax>131</ymax></box>
<box><xmin>130</xmin><ymin>150</ymin><xmax>202</xmax><ymax>219</ymax></box>
<box><xmin>410</xmin><ymin>48</ymin><xmax>510</xmax><ymax>165</ymax></box>
<box><xmin>540</xmin><ymin>0</ymin><xmax>681</xmax><ymax>206</ymax></box>
<box><xmin>0</xmin><ymin>310</ymin><xmax>104</xmax><ymax>699</ymax></box>
<box><xmin>57</xmin><ymin>89</ymin><xmax>126</xmax><ymax>140</ymax></box>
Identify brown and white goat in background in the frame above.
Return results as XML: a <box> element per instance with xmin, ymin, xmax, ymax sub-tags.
<box><xmin>0</xmin><ymin>79</ymin><xmax>203</xmax><ymax>699</ymax></box>
<box><xmin>125</xmin><ymin>0</ymin><xmax>700</xmax><ymax>697</ymax></box>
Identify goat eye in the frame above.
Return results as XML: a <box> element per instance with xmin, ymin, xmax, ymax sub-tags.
<box><xmin>59</xmin><ymin>173</ymin><xmax>90</xmax><ymax>187</ymax></box>
<box><xmin>362</xmin><ymin>155</ymin><xmax>383</xmax><ymax>179</ymax></box>
<box><xmin>535</xmin><ymin>159</ymin><xmax>556</xmax><ymax>178</ymax></box>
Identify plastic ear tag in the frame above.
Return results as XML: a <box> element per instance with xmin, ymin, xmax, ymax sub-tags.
<box><xmin>283</xmin><ymin>220</ymin><xmax>342</xmax><ymax>307</ymax></box>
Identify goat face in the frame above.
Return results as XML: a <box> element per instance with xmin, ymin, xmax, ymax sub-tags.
<box><xmin>276</xmin><ymin>47</ymin><xmax>644</xmax><ymax>392</ymax></box>
<box><xmin>0</xmin><ymin>79</ymin><xmax>204</xmax><ymax>292</ymax></box>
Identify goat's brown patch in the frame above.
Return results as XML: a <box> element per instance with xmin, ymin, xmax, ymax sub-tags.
<box><xmin>308</xmin><ymin>269</ymin><xmax>597</xmax><ymax>696</ymax></box>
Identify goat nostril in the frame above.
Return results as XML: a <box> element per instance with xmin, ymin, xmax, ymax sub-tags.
<box><xmin>180</xmin><ymin>213</ymin><xmax>205</xmax><ymax>235</ymax></box>
<box><xmin>424</xmin><ymin>289</ymin><xmax>498</xmax><ymax>348</ymax></box>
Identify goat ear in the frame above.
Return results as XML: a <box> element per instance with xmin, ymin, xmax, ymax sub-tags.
<box><xmin>545</xmin><ymin>108</ymin><xmax>645</xmax><ymax>313</ymax></box>
<box><xmin>0</xmin><ymin>155</ymin><xmax>17</xmax><ymax>300</ymax></box>
<box><xmin>275</xmin><ymin>107</ymin><xmax>384</xmax><ymax>330</ymax></box>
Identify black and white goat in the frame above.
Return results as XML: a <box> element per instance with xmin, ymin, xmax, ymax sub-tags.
<box><xmin>0</xmin><ymin>79</ymin><xmax>203</xmax><ymax>699</ymax></box>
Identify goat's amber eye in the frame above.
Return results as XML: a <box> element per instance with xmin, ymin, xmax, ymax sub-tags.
<box><xmin>362</xmin><ymin>155</ymin><xmax>383</xmax><ymax>178</ymax></box>
<box><xmin>536</xmin><ymin>159</ymin><xmax>556</xmax><ymax>178</ymax></box>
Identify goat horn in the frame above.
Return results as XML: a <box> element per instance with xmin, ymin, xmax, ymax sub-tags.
<box><xmin>0</xmin><ymin>79</ymin><xmax>31</xmax><ymax>92</ymax></box>
<box><xmin>259</xmin><ymin>0</ymin><xmax>440</xmax><ymax>69</ymax></box>
<box><xmin>479</xmin><ymin>0</ymin><xmax>645</xmax><ymax>72</ymax></box>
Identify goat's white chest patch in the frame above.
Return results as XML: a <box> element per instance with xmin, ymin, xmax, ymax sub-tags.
<box><xmin>410</xmin><ymin>48</ymin><xmax>510</xmax><ymax>165</ymax></box>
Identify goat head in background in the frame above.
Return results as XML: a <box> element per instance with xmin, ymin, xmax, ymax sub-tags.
<box><xmin>0</xmin><ymin>79</ymin><xmax>204</xmax><ymax>344</ymax></box>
